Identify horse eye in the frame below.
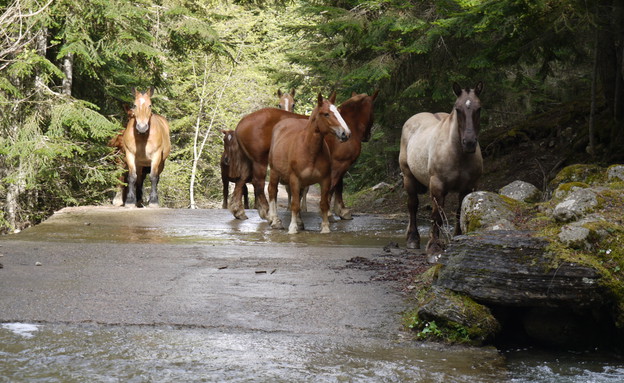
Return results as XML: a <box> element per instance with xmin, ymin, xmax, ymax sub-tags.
<box><xmin>324</xmin><ymin>113</ymin><xmax>330</xmax><ymax>117</ymax></box>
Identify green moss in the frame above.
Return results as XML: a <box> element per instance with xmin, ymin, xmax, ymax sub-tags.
<box><xmin>549</xmin><ymin>164</ymin><xmax>606</xmax><ymax>190</ymax></box>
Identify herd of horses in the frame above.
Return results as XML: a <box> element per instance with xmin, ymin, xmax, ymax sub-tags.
<box><xmin>112</xmin><ymin>83</ymin><xmax>483</xmax><ymax>255</ymax></box>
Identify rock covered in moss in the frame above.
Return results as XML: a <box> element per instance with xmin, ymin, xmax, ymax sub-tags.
<box><xmin>435</xmin><ymin>231</ymin><xmax>606</xmax><ymax>308</ymax></box>
<box><xmin>460</xmin><ymin>191</ymin><xmax>517</xmax><ymax>233</ymax></box>
<box><xmin>607</xmin><ymin>165</ymin><xmax>624</xmax><ymax>182</ymax></box>
<box><xmin>558</xmin><ymin>214</ymin><xmax>609</xmax><ymax>250</ymax></box>
<box><xmin>416</xmin><ymin>286</ymin><xmax>500</xmax><ymax>345</ymax></box>
<box><xmin>548</xmin><ymin>164</ymin><xmax>606</xmax><ymax>189</ymax></box>
<box><xmin>552</xmin><ymin>188</ymin><xmax>598</xmax><ymax>222</ymax></box>
<box><xmin>499</xmin><ymin>180</ymin><xmax>541</xmax><ymax>203</ymax></box>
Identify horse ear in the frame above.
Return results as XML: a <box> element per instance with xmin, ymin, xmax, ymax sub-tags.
<box><xmin>277</xmin><ymin>89</ymin><xmax>283</xmax><ymax>97</ymax></box>
<box><xmin>328</xmin><ymin>90</ymin><xmax>337</xmax><ymax>104</ymax></box>
<box><xmin>452</xmin><ymin>82</ymin><xmax>463</xmax><ymax>97</ymax></box>
<box><xmin>474</xmin><ymin>81</ymin><xmax>484</xmax><ymax>96</ymax></box>
<box><xmin>131</xmin><ymin>87</ymin><xmax>137</xmax><ymax>97</ymax></box>
<box><xmin>317</xmin><ymin>92</ymin><xmax>324</xmax><ymax>107</ymax></box>
<box><xmin>148</xmin><ymin>86</ymin><xmax>155</xmax><ymax>97</ymax></box>
<box><xmin>290</xmin><ymin>88</ymin><xmax>295</xmax><ymax>97</ymax></box>
<box><xmin>352</xmin><ymin>91</ymin><xmax>358</xmax><ymax>97</ymax></box>
<box><xmin>372</xmin><ymin>89</ymin><xmax>380</xmax><ymax>101</ymax></box>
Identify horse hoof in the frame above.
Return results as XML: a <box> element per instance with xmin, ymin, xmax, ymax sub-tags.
<box><xmin>339</xmin><ymin>212</ymin><xmax>353</xmax><ymax>220</ymax></box>
<box><xmin>406</xmin><ymin>241</ymin><xmax>420</xmax><ymax>250</ymax></box>
<box><xmin>288</xmin><ymin>223</ymin><xmax>299</xmax><ymax>234</ymax></box>
<box><xmin>147</xmin><ymin>203</ymin><xmax>159</xmax><ymax>209</ymax></box>
<box><xmin>426</xmin><ymin>241</ymin><xmax>444</xmax><ymax>256</ymax></box>
<box><xmin>270</xmin><ymin>220</ymin><xmax>283</xmax><ymax>230</ymax></box>
<box><xmin>427</xmin><ymin>253</ymin><xmax>442</xmax><ymax>264</ymax></box>
<box><xmin>320</xmin><ymin>226</ymin><xmax>330</xmax><ymax>234</ymax></box>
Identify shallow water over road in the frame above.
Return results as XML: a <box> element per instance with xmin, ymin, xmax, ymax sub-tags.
<box><xmin>1</xmin><ymin>207</ymin><xmax>623</xmax><ymax>382</ymax></box>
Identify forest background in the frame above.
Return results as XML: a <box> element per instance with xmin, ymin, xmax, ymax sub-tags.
<box><xmin>0</xmin><ymin>0</ymin><xmax>622</xmax><ymax>233</ymax></box>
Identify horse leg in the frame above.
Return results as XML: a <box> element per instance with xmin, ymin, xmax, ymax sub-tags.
<box><xmin>229</xmin><ymin>178</ymin><xmax>248</xmax><ymax>220</ymax></box>
<box><xmin>403</xmin><ymin>173</ymin><xmax>422</xmax><ymax>249</ymax></box>
<box><xmin>287</xmin><ymin>177</ymin><xmax>302</xmax><ymax>234</ymax></box>
<box><xmin>124</xmin><ymin>152</ymin><xmax>138</xmax><ymax>208</ymax></box>
<box><xmin>147</xmin><ymin>169</ymin><xmax>161</xmax><ymax>208</ymax></box>
<box><xmin>300</xmin><ymin>186</ymin><xmax>309</xmax><ymax>213</ymax></box>
<box><xmin>222</xmin><ymin>175</ymin><xmax>229</xmax><ymax>209</ymax></box>
<box><xmin>427</xmin><ymin>178</ymin><xmax>447</xmax><ymax>255</ymax></box>
<box><xmin>242</xmin><ymin>184</ymin><xmax>250</xmax><ymax>209</ymax></box>
<box><xmin>267</xmin><ymin>171</ymin><xmax>283</xmax><ymax>229</ymax></box>
<box><xmin>112</xmin><ymin>170</ymin><xmax>127</xmax><ymax>207</ymax></box>
<box><xmin>332</xmin><ymin>178</ymin><xmax>352</xmax><ymax>220</ymax></box>
<box><xmin>252</xmin><ymin>166</ymin><xmax>270</xmax><ymax>220</ymax></box>
<box><xmin>136</xmin><ymin>167</ymin><xmax>148</xmax><ymax>207</ymax></box>
<box><xmin>319</xmin><ymin>178</ymin><xmax>331</xmax><ymax>234</ymax></box>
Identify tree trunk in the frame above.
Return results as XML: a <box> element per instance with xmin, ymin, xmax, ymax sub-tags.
<box><xmin>61</xmin><ymin>53</ymin><xmax>73</xmax><ymax>96</ymax></box>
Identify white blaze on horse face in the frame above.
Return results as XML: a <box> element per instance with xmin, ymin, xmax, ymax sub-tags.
<box><xmin>329</xmin><ymin>104</ymin><xmax>351</xmax><ymax>136</ymax></box>
<box><xmin>465</xmin><ymin>99</ymin><xmax>471</xmax><ymax>108</ymax></box>
<box><xmin>284</xmin><ymin>99</ymin><xmax>290</xmax><ymax>112</ymax></box>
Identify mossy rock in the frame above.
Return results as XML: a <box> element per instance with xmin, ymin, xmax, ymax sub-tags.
<box><xmin>549</xmin><ymin>164</ymin><xmax>606</xmax><ymax>190</ymax></box>
<box><xmin>409</xmin><ymin>287</ymin><xmax>501</xmax><ymax>345</ymax></box>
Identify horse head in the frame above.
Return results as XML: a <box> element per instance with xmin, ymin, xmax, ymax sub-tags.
<box><xmin>313</xmin><ymin>92</ymin><xmax>351</xmax><ymax>142</ymax></box>
<box><xmin>132</xmin><ymin>87</ymin><xmax>154</xmax><ymax>134</ymax></box>
<box><xmin>277</xmin><ymin>88</ymin><xmax>296</xmax><ymax>112</ymax></box>
<box><xmin>452</xmin><ymin>82</ymin><xmax>483</xmax><ymax>154</ymax></box>
<box><xmin>340</xmin><ymin>90</ymin><xmax>379</xmax><ymax>143</ymax></box>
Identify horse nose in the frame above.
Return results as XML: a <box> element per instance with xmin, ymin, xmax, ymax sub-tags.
<box><xmin>340</xmin><ymin>130</ymin><xmax>350</xmax><ymax>142</ymax></box>
<box><xmin>462</xmin><ymin>138</ymin><xmax>478</xmax><ymax>153</ymax></box>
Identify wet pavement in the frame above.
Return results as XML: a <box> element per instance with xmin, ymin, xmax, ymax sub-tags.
<box><xmin>2</xmin><ymin>206</ymin><xmax>623</xmax><ymax>382</ymax></box>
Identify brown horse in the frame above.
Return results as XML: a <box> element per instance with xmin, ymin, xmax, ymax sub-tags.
<box><xmin>267</xmin><ymin>93</ymin><xmax>351</xmax><ymax>234</ymax></box>
<box><xmin>229</xmin><ymin>108</ymin><xmax>308</xmax><ymax>220</ymax></box>
<box><xmin>110</xmin><ymin>104</ymin><xmax>135</xmax><ymax>206</ymax></box>
<box><xmin>122</xmin><ymin>87</ymin><xmax>171</xmax><ymax>208</ymax></box>
<box><xmin>324</xmin><ymin>90</ymin><xmax>378</xmax><ymax>220</ymax></box>
<box><xmin>277</xmin><ymin>89</ymin><xmax>296</xmax><ymax>112</ymax></box>
<box><xmin>220</xmin><ymin>129</ymin><xmax>249</xmax><ymax>209</ymax></box>
<box><xmin>399</xmin><ymin>82</ymin><xmax>483</xmax><ymax>255</ymax></box>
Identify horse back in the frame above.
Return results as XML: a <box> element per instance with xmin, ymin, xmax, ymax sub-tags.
<box><xmin>400</xmin><ymin>112</ymin><xmax>448</xmax><ymax>186</ymax></box>
<box><xmin>235</xmin><ymin>108</ymin><xmax>307</xmax><ymax>165</ymax></box>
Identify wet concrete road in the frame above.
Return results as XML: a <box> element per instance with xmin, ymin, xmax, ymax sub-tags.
<box><xmin>0</xmin><ymin>207</ymin><xmax>409</xmax><ymax>338</ymax></box>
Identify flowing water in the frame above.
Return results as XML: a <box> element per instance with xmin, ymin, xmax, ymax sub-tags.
<box><xmin>1</xmin><ymin>207</ymin><xmax>623</xmax><ymax>382</ymax></box>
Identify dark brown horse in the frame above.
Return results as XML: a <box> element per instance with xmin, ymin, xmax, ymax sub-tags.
<box><xmin>324</xmin><ymin>90</ymin><xmax>378</xmax><ymax>220</ymax></box>
<box><xmin>267</xmin><ymin>93</ymin><xmax>351</xmax><ymax>234</ymax></box>
<box><xmin>122</xmin><ymin>87</ymin><xmax>171</xmax><ymax>208</ymax></box>
<box><xmin>220</xmin><ymin>129</ymin><xmax>249</xmax><ymax>209</ymax></box>
<box><xmin>277</xmin><ymin>89</ymin><xmax>296</xmax><ymax>112</ymax></box>
<box><xmin>229</xmin><ymin>108</ymin><xmax>308</xmax><ymax>219</ymax></box>
<box><xmin>399</xmin><ymin>82</ymin><xmax>483</xmax><ymax>255</ymax></box>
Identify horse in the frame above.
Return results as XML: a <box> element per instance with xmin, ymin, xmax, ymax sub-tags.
<box><xmin>399</xmin><ymin>82</ymin><xmax>483</xmax><ymax>255</ymax></box>
<box><xmin>324</xmin><ymin>90</ymin><xmax>378</xmax><ymax>220</ymax></box>
<box><xmin>220</xmin><ymin>129</ymin><xmax>249</xmax><ymax>209</ymax></box>
<box><xmin>229</xmin><ymin>107</ymin><xmax>308</xmax><ymax>220</ymax></box>
<box><xmin>110</xmin><ymin>104</ymin><xmax>135</xmax><ymax>206</ymax></box>
<box><xmin>229</xmin><ymin>91</ymin><xmax>375</xmax><ymax>220</ymax></box>
<box><xmin>277</xmin><ymin>88</ymin><xmax>296</xmax><ymax>112</ymax></box>
<box><xmin>267</xmin><ymin>93</ymin><xmax>351</xmax><ymax>234</ymax></box>
<box><xmin>122</xmin><ymin>87</ymin><xmax>171</xmax><ymax>208</ymax></box>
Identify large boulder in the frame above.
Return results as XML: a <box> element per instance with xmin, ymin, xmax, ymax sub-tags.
<box><xmin>434</xmin><ymin>231</ymin><xmax>606</xmax><ymax>308</ymax></box>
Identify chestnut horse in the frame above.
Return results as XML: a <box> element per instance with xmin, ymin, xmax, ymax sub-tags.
<box><xmin>324</xmin><ymin>90</ymin><xmax>378</xmax><ymax>220</ymax></box>
<box><xmin>220</xmin><ymin>129</ymin><xmax>249</xmax><ymax>209</ymax></box>
<box><xmin>122</xmin><ymin>87</ymin><xmax>171</xmax><ymax>208</ymax></box>
<box><xmin>267</xmin><ymin>93</ymin><xmax>351</xmax><ymax>234</ymax></box>
<box><xmin>277</xmin><ymin>89</ymin><xmax>296</xmax><ymax>112</ymax></box>
<box><xmin>229</xmin><ymin>108</ymin><xmax>308</xmax><ymax>219</ymax></box>
<box><xmin>399</xmin><ymin>82</ymin><xmax>483</xmax><ymax>255</ymax></box>
<box><xmin>229</xmin><ymin>91</ymin><xmax>376</xmax><ymax>220</ymax></box>
<box><xmin>110</xmin><ymin>105</ymin><xmax>135</xmax><ymax>206</ymax></box>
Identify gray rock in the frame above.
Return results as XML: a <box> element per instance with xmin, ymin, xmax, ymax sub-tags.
<box><xmin>552</xmin><ymin>188</ymin><xmax>598</xmax><ymax>222</ymax></box>
<box><xmin>435</xmin><ymin>231</ymin><xmax>606</xmax><ymax>308</ymax></box>
<box><xmin>499</xmin><ymin>180</ymin><xmax>541</xmax><ymax>203</ymax></box>
<box><xmin>607</xmin><ymin>165</ymin><xmax>624</xmax><ymax>182</ymax></box>
<box><xmin>559</xmin><ymin>214</ymin><xmax>609</xmax><ymax>250</ymax></box>
<box><xmin>460</xmin><ymin>191</ymin><xmax>517</xmax><ymax>233</ymax></box>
